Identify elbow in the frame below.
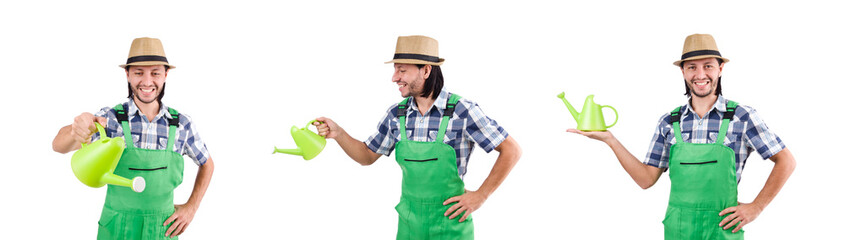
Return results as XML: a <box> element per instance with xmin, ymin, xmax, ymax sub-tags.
<box><xmin>52</xmin><ymin>142</ymin><xmax>69</xmax><ymax>154</ymax></box>
<box><xmin>357</xmin><ymin>156</ymin><xmax>377</xmax><ymax>166</ymax></box>
<box><xmin>636</xmin><ymin>177</ymin><xmax>658</xmax><ymax>190</ymax></box>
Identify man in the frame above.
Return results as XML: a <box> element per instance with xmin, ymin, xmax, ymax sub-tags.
<box><xmin>52</xmin><ymin>37</ymin><xmax>214</xmax><ymax>239</ymax></box>
<box><xmin>314</xmin><ymin>35</ymin><xmax>521</xmax><ymax>239</ymax></box>
<box><xmin>569</xmin><ymin>34</ymin><xmax>796</xmax><ymax>239</ymax></box>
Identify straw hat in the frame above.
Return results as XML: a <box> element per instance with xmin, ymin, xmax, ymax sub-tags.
<box><xmin>384</xmin><ymin>35</ymin><xmax>445</xmax><ymax>66</ymax></box>
<box><xmin>118</xmin><ymin>37</ymin><xmax>175</xmax><ymax>69</ymax></box>
<box><xmin>673</xmin><ymin>34</ymin><xmax>729</xmax><ymax>66</ymax></box>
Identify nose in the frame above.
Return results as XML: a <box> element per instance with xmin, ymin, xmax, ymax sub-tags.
<box><xmin>139</xmin><ymin>73</ymin><xmax>154</xmax><ymax>85</ymax></box>
<box><xmin>392</xmin><ymin>71</ymin><xmax>400</xmax><ymax>83</ymax></box>
<box><xmin>693</xmin><ymin>67</ymin><xmax>708</xmax><ymax>80</ymax></box>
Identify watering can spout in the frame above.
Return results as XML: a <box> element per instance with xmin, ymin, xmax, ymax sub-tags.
<box><xmin>557</xmin><ymin>91</ymin><xmax>580</xmax><ymax>120</ymax></box>
<box><xmin>273</xmin><ymin>146</ymin><xmax>303</xmax><ymax>156</ymax></box>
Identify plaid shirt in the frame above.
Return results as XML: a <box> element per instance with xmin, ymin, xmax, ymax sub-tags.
<box><xmin>365</xmin><ymin>90</ymin><xmax>509</xmax><ymax>177</ymax></box>
<box><xmin>92</xmin><ymin>100</ymin><xmax>210</xmax><ymax>166</ymax></box>
<box><xmin>644</xmin><ymin>95</ymin><xmax>785</xmax><ymax>182</ymax></box>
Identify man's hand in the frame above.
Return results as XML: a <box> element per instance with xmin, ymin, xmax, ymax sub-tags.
<box><xmin>566</xmin><ymin>129</ymin><xmax>614</xmax><ymax>143</ymax></box>
<box><xmin>164</xmin><ymin>203</ymin><xmax>198</xmax><ymax>237</ymax></box>
<box><xmin>719</xmin><ymin>202</ymin><xmax>762</xmax><ymax>233</ymax></box>
<box><xmin>71</xmin><ymin>113</ymin><xmax>107</xmax><ymax>144</ymax></box>
<box><xmin>314</xmin><ymin>117</ymin><xmax>345</xmax><ymax>139</ymax></box>
<box><xmin>443</xmin><ymin>190</ymin><xmax>487</xmax><ymax>222</ymax></box>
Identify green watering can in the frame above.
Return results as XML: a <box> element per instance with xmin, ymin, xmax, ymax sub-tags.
<box><xmin>273</xmin><ymin>120</ymin><xmax>326</xmax><ymax>160</ymax></box>
<box><xmin>71</xmin><ymin>123</ymin><xmax>145</xmax><ymax>192</ymax></box>
<box><xmin>557</xmin><ymin>91</ymin><xmax>618</xmax><ymax>131</ymax></box>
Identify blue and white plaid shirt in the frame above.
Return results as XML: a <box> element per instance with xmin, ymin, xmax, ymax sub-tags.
<box><xmin>92</xmin><ymin>100</ymin><xmax>210</xmax><ymax>166</ymax></box>
<box><xmin>644</xmin><ymin>95</ymin><xmax>785</xmax><ymax>182</ymax></box>
<box><xmin>365</xmin><ymin>90</ymin><xmax>509</xmax><ymax>177</ymax></box>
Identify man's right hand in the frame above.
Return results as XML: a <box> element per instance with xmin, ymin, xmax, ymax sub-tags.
<box><xmin>566</xmin><ymin>129</ymin><xmax>615</xmax><ymax>143</ymax></box>
<box><xmin>71</xmin><ymin>113</ymin><xmax>107</xmax><ymax>145</ymax></box>
<box><xmin>314</xmin><ymin>117</ymin><xmax>345</xmax><ymax>139</ymax></box>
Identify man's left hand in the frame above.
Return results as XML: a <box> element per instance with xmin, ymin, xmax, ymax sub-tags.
<box><xmin>164</xmin><ymin>203</ymin><xmax>198</xmax><ymax>237</ymax></box>
<box><xmin>719</xmin><ymin>202</ymin><xmax>762</xmax><ymax>233</ymax></box>
<box><xmin>443</xmin><ymin>190</ymin><xmax>487</xmax><ymax>222</ymax></box>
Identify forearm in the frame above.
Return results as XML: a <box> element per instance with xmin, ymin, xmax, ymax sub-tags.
<box><xmin>52</xmin><ymin>125</ymin><xmax>79</xmax><ymax>153</ymax></box>
<box><xmin>604</xmin><ymin>137</ymin><xmax>661</xmax><ymax>189</ymax></box>
<box><xmin>751</xmin><ymin>148</ymin><xmax>796</xmax><ymax>209</ymax></box>
<box><xmin>185</xmin><ymin>158</ymin><xmax>214</xmax><ymax>209</ymax></box>
<box><xmin>335</xmin><ymin>133</ymin><xmax>379</xmax><ymax>165</ymax></box>
<box><xmin>476</xmin><ymin>137</ymin><xmax>521</xmax><ymax>198</ymax></box>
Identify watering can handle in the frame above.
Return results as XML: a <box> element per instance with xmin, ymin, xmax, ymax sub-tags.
<box><xmin>306</xmin><ymin>120</ymin><xmax>325</xmax><ymax>137</ymax></box>
<box><xmin>602</xmin><ymin>105</ymin><xmax>618</xmax><ymax>129</ymax></box>
<box><xmin>81</xmin><ymin>122</ymin><xmax>107</xmax><ymax>147</ymax></box>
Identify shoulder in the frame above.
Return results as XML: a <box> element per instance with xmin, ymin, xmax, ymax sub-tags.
<box><xmin>95</xmin><ymin>104</ymin><xmax>121</xmax><ymax>118</ymax></box>
<box><xmin>731</xmin><ymin>103</ymin><xmax>758</xmax><ymax>122</ymax></box>
<box><xmin>657</xmin><ymin>105</ymin><xmax>685</xmax><ymax>125</ymax></box>
<box><xmin>165</xmin><ymin>106</ymin><xmax>195</xmax><ymax>127</ymax></box>
<box><xmin>452</xmin><ymin>94</ymin><xmax>480</xmax><ymax>119</ymax></box>
<box><xmin>383</xmin><ymin>102</ymin><xmax>401</xmax><ymax>119</ymax></box>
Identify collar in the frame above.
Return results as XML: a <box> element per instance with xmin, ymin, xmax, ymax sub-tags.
<box><xmin>407</xmin><ymin>90</ymin><xmax>450</xmax><ymax>115</ymax></box>
<box><xmin>126</xmin><ymin>99</ymin><xmax>172</xmax><ymax>121</ymax></box>
<box><xmin>682</xmin><ymin>95</ymin><xmax>728</xmax><ymax>117</ymax></box>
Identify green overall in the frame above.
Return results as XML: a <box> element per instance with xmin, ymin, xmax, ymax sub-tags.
<box><xmin>97</xmin><ymin>104</ymin><xmax>184</xmax><ymax>240</ymax></box>
<box><xmin>394</xmin><ymin>94</ymin><xmax>474</xmax><ymax>240</ymax></box>
<box><xmin>662</xmin><ymin>101</ymin><xmax>743</xmax><ymax>240</ymax></box>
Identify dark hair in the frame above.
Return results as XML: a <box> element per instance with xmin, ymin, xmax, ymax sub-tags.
<box><xmin>681</xmin><ymin>58</ymin><xmax>723</xmax><ymax>97</ymax></box>
<box><xmin>414</xmin><ymin>64</ymin><xmax>444</xmax><ymax>98</ymax></box>
<box><xmin>125</xmin><ymin>65</ymin><xmax>169</xmax><ymax>105</ymax></box>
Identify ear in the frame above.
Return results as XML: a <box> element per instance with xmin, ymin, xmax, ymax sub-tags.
<box><xmin>421</xmin><ymin>65</ymin><xmax>432</xmax><ymax>79</ymax></box>
<box><xmin>718</xmin><ymin>61</ymin><xmax>726</xmax><ymax>77</ymax></box>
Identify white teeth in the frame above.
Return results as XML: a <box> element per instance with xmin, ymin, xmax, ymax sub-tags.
<box><xmin>141</xmin><ymin>88</ymin><xmax>154</xmax><ymax>92</ymax></box>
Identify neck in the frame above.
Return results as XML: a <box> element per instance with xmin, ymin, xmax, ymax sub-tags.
<box><xmin>133</xmin><ymin>97</ymin><xmax>160</xmax><ymax>122</ymax></box>
<box><xmin>414</xmin><ymin>93</ymin><xmax>436</xmax><ymax>116</ymax></box>
<box><xmin>689</xmin><ymin>94</ymin><xmax>718</xmax><ymax>118</ymax></box>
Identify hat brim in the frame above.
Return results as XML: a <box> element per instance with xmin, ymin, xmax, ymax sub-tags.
<box><xmin>385</xmin><ymin>58</ymin><xmax>444</xmax><ymax>66</ymax></box>
<box><xmin>673</xmin><ymin>55</ymin><xmax>729</xmax><ymax>66</ymax></box>
<box><xmin>118</xmin><ymin>61</ymin><xmax>176</xmax><ymax>69</ymax></box>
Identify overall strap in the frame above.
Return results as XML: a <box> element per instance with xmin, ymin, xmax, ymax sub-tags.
<box><xmin>670</xmin><ymin>106</ymin><xmax>684</xmax><ymax>144</ymax></box>
<box><xmin>716</xmin><ymin>101</ymin><xmax>738</xmax><ymax>145</ymax></box>
<box><xmin>397</xmin><ymin>98</ymin><xmax>411</xmax><ymax>141</ymax></box>
<box><xmin>435</xmin><ymin>94</ymin><xmax>461</xmax><ymax>142</ymax></box>
<box><xmin>166</xmin><ymin>107</ymin><xmax>180</xmax><ymax>152</ymax></box>
<box><xmin>114</xmin><ymin>103</ymin><xmax>134</xmax><ymax>148</ymax></box>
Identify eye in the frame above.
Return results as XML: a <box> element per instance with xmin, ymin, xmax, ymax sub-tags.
<box><xmin>134</xmin><ymin>72</ymin><xmax>142</xmax><ymax>76</ymax></box>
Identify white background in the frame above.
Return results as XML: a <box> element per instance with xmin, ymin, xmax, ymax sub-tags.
<box><xmin>1</xmin><ymin>1</ymin><xmax>842</xmax><ymax>239</ymax></box>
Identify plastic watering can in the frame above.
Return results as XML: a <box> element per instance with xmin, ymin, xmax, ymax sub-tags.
<box><xmin>273</xmin><ymin>120</ymin><xmax>326</xmax><ymax>160</ymax></box>
<box><xmin>557</xmin><ymin>91</ymin><xmax>618</xmax><ymax>131</ymax></box>
<box><xmin>70</xmin><ymin>123</ymin><xmax>145</xmax><ymax>192</ymax></box>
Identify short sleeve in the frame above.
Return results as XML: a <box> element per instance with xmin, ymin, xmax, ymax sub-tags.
<box><xmin>643</xmin><ymin>113</ymin><xmax>672</xmax><ymax>169</ymax></box>
<box><xmin>364</xmin><ymin>104</ymin><xmax>399</xmax><ymax>156</ymax></box>
<box><xmin>180</xmin><ymin>113</ymin><xmax>210</xmax><ymax>166</ymax></box>
<box><xmin>741</xmin><ymin>106</ymin><xmax>785</xmax><ymax>160</ymax></box>
<box><xmin>461</xmin><ymin>100</ymin><xmax>508</xmax><ymax>153</ymax></box>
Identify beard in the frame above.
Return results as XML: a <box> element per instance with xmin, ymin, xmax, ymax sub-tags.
<box><xmin>687</xmin><ymin>77</ymin><xmax>715</xmax><ymax>98</ymax></box>
<box><xmin>129</xmin><ymin>82</ymin><xmax>165</xmax><ymax>104</ymax></box>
